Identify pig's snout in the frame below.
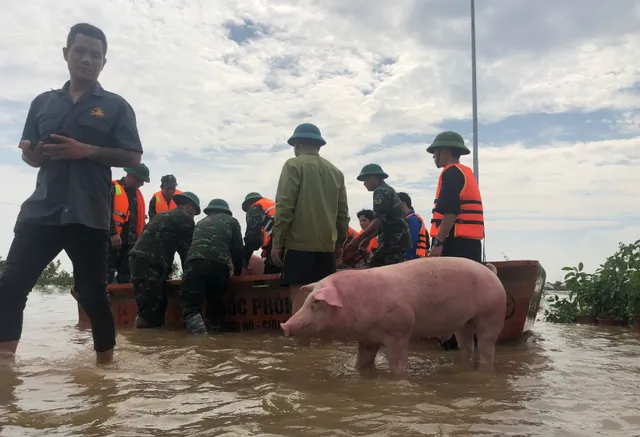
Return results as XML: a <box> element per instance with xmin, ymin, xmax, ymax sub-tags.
<box><xmin>280</xmin><ymin>322</ymin><xmax>291</xmax><ymax>337</ymax></box>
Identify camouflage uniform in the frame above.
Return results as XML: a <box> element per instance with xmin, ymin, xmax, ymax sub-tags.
<box><xmin>107</xmin><ymin>177</ymin><xmax>139</xmax><ymax>284</ymax></box>
<box><xmin>370</xmin><ymin>181</ymin><xmax>412</xmax><ymax>267</ymax></box>
<box><xmin>244</xmin><ymin>205</ymin><xmax>280</xmax><ymax>274</ymax></box>
<box><xmin>128</xmin><ymin>207</ymin><xmax>195</xmax><ymax>327</ymax></box>
<box><xmin>180</xmin><ymin>212</ymin><xmax>244</xmax><ymax>331</ymax></box>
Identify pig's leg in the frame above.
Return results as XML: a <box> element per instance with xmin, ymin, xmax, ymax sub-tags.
<box><xmin>383</xmin><ymin>336</ymin><xmax>410</xmax><ymax>376</ymax></box>
<box><xmin>454</xmin><ymin>321</ymin><xmax>476</xmax><ymax>362</ymax></box>
<box><xmin>474</xmin><ymin>311</ymin><xmax>503</xmax><ymax>370</ymax></box>
<box><xmin>290</xmin><ymin>285</ymin><xmax>312</xmax><ymax>347</ymax></box>
<box><xmin>355</xmin><ymin>341</ymin><xmax>381</xmax><ymax>370</ymax></box>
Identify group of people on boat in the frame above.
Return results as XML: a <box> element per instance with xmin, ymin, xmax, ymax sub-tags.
<box><xmin>0</xmin><ymin>23</ymin><xmax>485</xmax><ymax>366</ymax></box>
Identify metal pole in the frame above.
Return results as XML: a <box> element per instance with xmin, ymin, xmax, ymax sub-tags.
<box><xmin>470</xmin><ymin>0</ymin><xmax>479</xmax><ymax>185</ymax></box>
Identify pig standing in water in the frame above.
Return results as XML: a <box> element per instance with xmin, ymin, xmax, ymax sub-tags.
<box><xmin>280</xmin><ymin>257</ymin><xmax>506</xmax><ymax>375</ymax></box>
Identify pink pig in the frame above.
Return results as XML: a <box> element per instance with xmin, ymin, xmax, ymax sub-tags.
<box><xmin>280</xmin><ymin>257</ymin><xmax>506</xmax><ymax>375</ymax></box>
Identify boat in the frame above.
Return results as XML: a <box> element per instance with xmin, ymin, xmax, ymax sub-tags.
<box><xmin>71</xmin><ymin>260</ymin><xmax>545</xmax><ymax>343</ymax></box>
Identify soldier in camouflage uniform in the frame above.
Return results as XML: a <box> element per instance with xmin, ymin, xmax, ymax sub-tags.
<box><xmin>347</xmin><ymin>164</ymin><xmax>411</xmax><ymax>267</ymax></box>
<box><xmin>241</xmin><ymin>192</ymin><xmax>280</xmax><ymax>274</ymax></box>
<box><xmin>180</xmin><ymin>198</ymin><xmax>244</xmax><ymax>335</ymax></box>
<box><xmin>128</xmin><ymin>191</ymin><xmax>201</xmax><ymax>329</ymax></box>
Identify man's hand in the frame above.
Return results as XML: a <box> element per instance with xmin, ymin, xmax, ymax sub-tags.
<box><xmin>110</xmin><ymin>234</ymin><xmax>122</xmax><ymax>250</ymax></box>
<box><xmin>346</xmin><ymin>237</ymin><xmax>361</xmax><ymax>253</ymax></box>
<box><xmin>271</xmin><ymin>249</ymin><xmax>283</xmax><ymax>267</ymax></box>
<box><xmin>42</xmin><ymin>134</ymin><xmax>94</xmax><ymax>160</ymax></box>
<box><xmin>428</xmin><ymin>245</ymin><xmax>443</xmax><ymax>257</ymax></box>
<box><xmin>19</xmin><ymin>140</ymin><xmax>48</xmax><ymax>166</ymax></box>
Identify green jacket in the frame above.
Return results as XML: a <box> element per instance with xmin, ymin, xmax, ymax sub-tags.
<box><xmin>272</xmin><ymin>151</ymin><xmax>349</xmax><ymax>252</ymax></box>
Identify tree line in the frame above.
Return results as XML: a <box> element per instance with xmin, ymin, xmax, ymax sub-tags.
<box><xmin>0</xmin><ymin>256</ymin><xmax>74</xmax><ymax>289</ymax></box>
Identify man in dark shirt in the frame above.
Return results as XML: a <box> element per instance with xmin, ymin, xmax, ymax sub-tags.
<box><xmin>426</xmin><ymin>131</ymin><xmax>486</xmax><ymax>351</ymax></box>
<box><xmin>180</xmin><ymin>199</ymin><xmax>244</xmax><ymax>335</ymax></box>
<box><xmin>348</xmin><ymin>164</ymin><xmax>412</xmax><ymax>267</ymax></box>
<box><xmin>108</xmin><ymin>164</ymin><xmax>150</xmax><ymax>284</ymax></box>
<box><xmin>128</xmin><ymin>192</ymin><xmax>201</xmax><ymax>329</ymax></box>
<box><xmin>1</xmin><ymin>23</ymin><xmax>143</xmax><ymax>365</ymax></box>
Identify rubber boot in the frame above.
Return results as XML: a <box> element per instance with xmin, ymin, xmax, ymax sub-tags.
<box><xmin>184</xmin><ymin>314</ymin><xmax>207</xmax><ymax>335</ymax></box>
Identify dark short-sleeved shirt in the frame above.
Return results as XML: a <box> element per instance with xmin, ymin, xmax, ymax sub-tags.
<box><xmin>187</xmin><ymin>213</ymin><xmax>244</xmax><ymax>275</ymax></box>
<box><xmin>17</xmin><ymin>81</ymin><xmax>143</xmax><ymax>231</ymax></box>
<box><xmin>372</xmin><ymin>181</ymin><xmax>412</xmax><ymax>256</ymax></box>
<box><xmin>128</xmin><ymin>207</ymin><xmax>195</xmax><ymax>268</ymax></box>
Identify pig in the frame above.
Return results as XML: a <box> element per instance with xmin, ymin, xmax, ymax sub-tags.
<box><xmin>280</xmin><ymin>257</ymin><xmax>506</xmax><ymax>375</ymax></box>
<box><xmin>229</xmin><ymin>253</ymin><xmax>265</xmax><ymax>277</ymax></box>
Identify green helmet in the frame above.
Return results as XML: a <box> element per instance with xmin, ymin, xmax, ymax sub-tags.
<box><xmin>123</xmin><ymin>163</ymin><xmax>151</xmax><ymax>183</ymax></box>
<box><xmin>287</xmin><ymin>123</ymin><xmax>326</xmax><ymax>147</ymax></box>
<box><xmin>173</xmin><ymin>191</ymin><xmax>201</xmax><ymax>215</ymax></box>
<box><xmin>356</xmin><ymin>163</ymin><xmax>389</xmax><ymax>181</ymax></box>
<box><xmin>426</xmin><ymin>131</ymin><xmax>470</xmax><ymax>155</ymax></box>
<box><xmin>204</xmin><ymin>198</ymin><xmax>232</xmax><ymax>215</ymax></box>
<box><xmin>241</xmin><ymin>192</ymin><xmax>263</xmax><ymax>212</ymax></box>
<box><xmin>160</xmin><ymin>174</ymin><xmax>177</xmax><ymax>187</ymax></box>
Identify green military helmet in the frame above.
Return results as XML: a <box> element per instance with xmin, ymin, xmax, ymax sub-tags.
<box><xmin>356</xmin><ymin>163</ymin><xmax>389</xmax><ymax>181</ymax></box>
<box><xmin>161</xmin><ymin>174</ymin><xmax>177</xmax><ymax>187</ymax></box>
<box><xmin>426</xmin><ymin>131</ymin><xmax>470</xmax><ymax>155</ymax></box>
<box><xmin>123</xmin><ymin>163</ymin><xmax>151</xmax><ymax>183</ymax></box>
<box><xmin>204</xmin><ymin>198</ymin><xmax>232</xmax><ymax>215</ymax></box>
<box><xmin>287</xmin><ymin>123</ymin><xmax>326</xmax><ymax>147</ymax></box>
<box><xmin>173</xmin><ymin>191</ymin><xmax>201</xmax><ymax>215</ymax></box>
<box><xmin>242</xmin><ymin>192</ymin><xmax>263</xmax><ymax>212</ymax></box>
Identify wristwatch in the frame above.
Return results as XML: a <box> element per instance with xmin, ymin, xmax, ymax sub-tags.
<box><xmin>431</xmin><ymin>238</ymin><xmax>443</xmax><ymax>247</ymax></box>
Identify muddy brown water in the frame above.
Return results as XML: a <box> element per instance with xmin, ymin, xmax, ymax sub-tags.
<box><xmin>1</xmin><ymin>292</ymin><xmax>639</xmax><ymax>437</ymax></box>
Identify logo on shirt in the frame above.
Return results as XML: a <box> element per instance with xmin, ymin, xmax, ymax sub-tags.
<box><xmin>91</xmin><ymin>107</ymin><xmax>105</xmax><ymax>118</ymax></box>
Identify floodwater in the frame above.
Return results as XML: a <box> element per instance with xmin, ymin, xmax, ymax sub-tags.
<box><xmin>1</xmin><ymin>292</ymin><xmax>640</xmax><ymax>437</ymax></box>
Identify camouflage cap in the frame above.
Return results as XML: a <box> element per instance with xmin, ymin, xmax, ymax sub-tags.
<box><xmin>161</xmin><ymin>174</ymin><xmax>177</xmax><ymax>187</ymax></box>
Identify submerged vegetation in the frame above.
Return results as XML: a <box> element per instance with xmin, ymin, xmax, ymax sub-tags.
<box><xmin>544</xmin><ymin>239</ymin><xmax>640</xmax><ymax>326</ymax></box>
<box><xmin>0</xmin><ymin>256</ymin><xmax>74</xmax><ymax>290</ymax></box>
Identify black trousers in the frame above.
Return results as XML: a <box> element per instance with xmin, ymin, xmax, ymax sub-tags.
<box><xmin>0</xmin><ymin>222</ymin><xmax>115</xmax><ymax>352</ymax></box>
<box><xmin>179</xmin><ymin>259</ymin><xmax>230</xmax><ymax>323</ymax></box>
<box><xmin>107</xmin><ymin>242</ymin><xmax>132</xmax><ymax>284</ymax></box>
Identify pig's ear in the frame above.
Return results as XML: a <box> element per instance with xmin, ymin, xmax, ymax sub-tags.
<box><xmin>314</xmin><ymin>285</ymin><xmax>343</xmax><ymax>308</ymax></box>
<box><xmin>300</xmin><ymin>282</ymin><xmax>317</xmax><ymax>294</ymax></box>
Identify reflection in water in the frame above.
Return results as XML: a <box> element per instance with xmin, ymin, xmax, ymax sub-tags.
<box><xmin>0</xmin><ymin>292</ymin><xmax>639</xmax><ymax>436</ymax></box>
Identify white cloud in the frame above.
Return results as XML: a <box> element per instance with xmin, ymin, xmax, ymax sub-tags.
<box><xmin>0</xmin><ymin>0</ymin><xmax>639</xmax><ymax>282</ymax></box>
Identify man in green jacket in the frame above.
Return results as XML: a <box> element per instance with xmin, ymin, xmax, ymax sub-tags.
<box><xmin>271</xmin><ymin>123</ymin><xmax>350</xmax><ymax>315</ymax></box>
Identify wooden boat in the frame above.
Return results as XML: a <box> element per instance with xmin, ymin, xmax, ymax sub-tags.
<box><xmin>71</xmin><ymin>260</ymin><xmax>546</xmax><ymax>343</ymax></box>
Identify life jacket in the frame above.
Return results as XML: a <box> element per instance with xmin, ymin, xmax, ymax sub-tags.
<box><xmin>368</xmin><ymin>237</ymin><xmax>379</xmax><ymax>253</ymax></box>
<box><xmin>154</xmin><ymin>189</ymin><xmax>183</xmax><ymax>214</ymax></box>
<box><xmin>250</xmin><ymin>198</ymin><xmax>276</xmax><ymax>249</ymax></box>
<box><xmin>112</xmin><ymin>180</ymin><xmax>146</xmax><ymax>238</ymax></box>
<box><xmin>406</xmin><ymin>212</ymin><xmax>429</xmax><ymax>257</ymax></box>
<box><xmin>341</xmin><ymin>227</ymin><xmax>365</xmax><ymax>266</ymax></box>
<box><xmin>430</xmin><ymin>163</ymin><xmax>484</xmax><ymax>240</ymax></box>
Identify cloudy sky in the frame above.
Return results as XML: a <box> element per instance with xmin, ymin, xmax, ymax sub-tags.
<box><xmin>0</xmin><ymin>0</ymin><xmax>639</xmax><ymax>282</ymax></box>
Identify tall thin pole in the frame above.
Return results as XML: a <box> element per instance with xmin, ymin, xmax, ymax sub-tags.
<box><xmin>470</xmin><ymin>0</ymin><xmax>479</xmax><ymax>185</ymax></box>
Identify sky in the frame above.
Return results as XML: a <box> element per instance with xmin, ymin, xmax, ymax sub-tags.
<box><xmin>0</xmin><ymin>0</ymin><xmax>639</xmax><ymax>283</ymax></box>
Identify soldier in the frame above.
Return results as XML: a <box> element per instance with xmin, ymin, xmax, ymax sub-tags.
<box><xmin>128</xmin><ymin>191</ymin><xmax>201</xmax><ymax>329</ymax></box>
<box><xmin>108</xmin><ymin>164</ymin><xmax>150</xmax><ymax>284</ymax></box>
<box><xmin>241</xmin><ymin>192</ymin><xmax>280</xmax><ymax>274</ymax></box>
<box><xmin>179</xmin><ymin>199</ymin><xmax>244</xmax><ymax>335</ymax></box>
<box><xmin>148</xmin><ymin>174</ymin><xmax>182</xmax><ymax>221</ymax></box>
<box><xmin>347</xmin><ymin>164</ymin><xmax>411</xmax><ymax>267</ymax></box>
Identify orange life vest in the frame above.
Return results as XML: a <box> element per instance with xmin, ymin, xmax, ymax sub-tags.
<box><xmin>368</xmin><ymin>237</ymin><xmax>379</xmax><ymax>252</ymax></box>
<box><xmin>406</xmin><ymin>212</ymin><xmax>429</xmax><ymax>257</ymax></box>
<box><xmin>250</xmin><ymin>198</ymin><xmax>276</xmax><ymax>249</ymax></box>
<box><xmin>430</xmin><ymin>163</ymin><xmax>484</xmax><ymax>240</ymax></box>
<box><xmin>112</xmin><ymin>180</ymin><xmax>146</xmax><ymax>238</ymax></box>
<box><xmin>154</xmin><ymin>189</ymin><xmax>183</xmax><ymax>214</ymax></box>
<box><xmin>341</xmin><ymin>227</ymin><xmax>366</xmax><ymax>266</ymax></box>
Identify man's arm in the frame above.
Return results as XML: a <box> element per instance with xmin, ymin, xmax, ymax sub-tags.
<box><xmin>20</xmin><ymin>99</ymin><xmax>47</xmax><ymax>168</ymax></box>
<box><xmin>148</xmin><ymin>197</ymin><xmax>156</xmax><ymax>221</ymax></box>
<box><xmin>231</xmin><ymin>220</ymin><xmax>245</xmax><ymax>276</ymax></box>
<box><xmin>434</xmin><ymin>166</ymin><xmax>465</xmax><ymax>241</ymax></box>
<box><xmin>176</xmin><ymin>218</ymin><xmax>195</xmax><ymax>267</ymax></box>
<box><xmin>244</xmin><ymin>205</ymin><xmax>264</xmax><ymax>260</ymax></box>
<box><xmin>87</xmin><ymin>99</ymin><xmax>143</xmax><ymax>168</ymax></box>
<box><xmin>272</xmin><ymin>161</ymin><xmax>300</xmax><ymax>252</ymax></box>
<box><xmin>334</xmin><ymin>174</ymin><xmax>350</xmax><ymax>248</ymax></box>
<box><xmin>109</xmin><ymin>183</ymin><xmax>118</xmax><ymax>237</ymax></box>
